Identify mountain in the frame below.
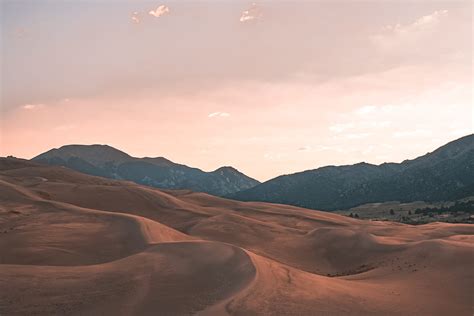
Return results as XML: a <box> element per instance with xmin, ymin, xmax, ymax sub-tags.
<box><xmin>231</xmin><ymin>134</ymin><xmax>474</xmax><ymax>210</ymax></box>
<box><xmin>32</xmin><ymin>144</ymin><xmax>259</xmax><ymax>196</ymax></box>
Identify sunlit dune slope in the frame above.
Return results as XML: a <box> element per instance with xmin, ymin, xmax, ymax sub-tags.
<box><xmin>0</xmin><ymin>158</ymin><xmax>472</xmax><ymax>315</ymax></box>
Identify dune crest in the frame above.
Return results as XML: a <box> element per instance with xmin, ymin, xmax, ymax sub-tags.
<box><xmin>0</xmin><ymin>158</ymin><xmax>473</xmax><ymax>315</ymax></box>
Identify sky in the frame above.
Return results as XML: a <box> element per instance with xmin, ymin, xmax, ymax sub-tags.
<box><xmin>0</xmin><ymin>0</ymin><xmax>472</xmax><ymax>181</ymax></box>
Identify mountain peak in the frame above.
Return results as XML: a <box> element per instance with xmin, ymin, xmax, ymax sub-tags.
<box><xmin>31</xmin><ymin>145</ymin><xmax>260</xmax><ymax>196</ymax></box>
<box><xmin>33</xmin><ymin>144</ymin><xmax>133</xmax><ymax>168</ymax></box>
<box><xmin>214</xmin><ymin>166</ymin><xmax>239</xmax><ymax>173</ymax></box>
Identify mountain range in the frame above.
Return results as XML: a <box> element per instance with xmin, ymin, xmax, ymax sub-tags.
<box><xmin>231</xmin><ymin>134</ymin><xmax>474</xmax><ymax>210</ymax></box>
<box><xmin>31</xmin><ymin>134</ymin><xmax>473</xmax><ymax>211</ymax></box>
<box><xmin>32</xmin><ymin>145</ymin><xmax>260</xmax><ymax>196</ymax></box>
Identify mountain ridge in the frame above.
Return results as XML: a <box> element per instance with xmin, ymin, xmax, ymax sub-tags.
<box><xmin>30</xmin><ymin>135</ymin><xmax>474</xmax><ymax>208</ymax></box>
<box><xmin>32</xmin><ymin>144</ymin><xmax>260</xmax><ymax>196</ymax></box>
<box><xmin>230</xmin><ymin>134</ymin><xmax>474</xmax><ymax>210</ymax></box>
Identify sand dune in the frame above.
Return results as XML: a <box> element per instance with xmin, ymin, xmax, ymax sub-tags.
<box><xmin>0</xmin><ymin>158</ymin><xmax>473</xmax><ymax>315</ymax></box>
<box><xmin>1</xmin><ymin>242</ymin><xmax>256</xmax><ymax>315</ymax></box>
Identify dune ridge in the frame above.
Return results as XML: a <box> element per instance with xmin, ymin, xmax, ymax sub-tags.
<box><xmin>0</xmin><ymin>158</ymin><xmax>473</xmax><ymax>315</ymax></box>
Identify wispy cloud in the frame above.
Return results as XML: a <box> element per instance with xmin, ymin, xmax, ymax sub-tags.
<box><xmin>208</xmin><ymin>112</ymin><xmax>231</xmax><ymax>118</ymax></box>
<box><xmin>149</xmin><ymin>5</ymin><xmax>170</xmax><ymax>18</ymax></box>
<box><xmin>393</xmin><ymin>129</ymin><xmax>430</xmax><ymax>138</ymax></box>
<box><xmin>371</xmin><ymin>10</ymin><xmax>448</xmax><ymax>51</ymax></box>
<box><xmin>131</xmin><ymin>11</ymin><xmax>141</xmax><ymax>24</ymax></box>
<box><xmin>240</xmin><ymin>3</ymin><xmax>262</xmax><ymax>23</ymax></box>
<box><xmin>329</xmin><ymin>120</ymin><xmax>391</xmax><ymax>135</ymax></box>
<box><xmin>340</xmin><ymin>132</ymin><xmax>372</xmax><ymax>140</ymax></box>
<box><xmin>22</xmin><ymin>104</ymin><xmax>44</xmax><ymax>110</ymax></box>
<box><xmin>329</xmin><ymin>123</ymin><xmax>355</xmax><ymax>133</ymax></box>
<box><xmin>355</xmin><ymin>105</ymin><xmax>377</xmax><ymax>116</ymax></box>
<box><xmin>400</xmin><ymin>10</ymin><xmax>448</xmax><ymax>30</ymax></box>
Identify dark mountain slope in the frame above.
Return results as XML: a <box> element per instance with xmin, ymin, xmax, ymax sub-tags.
<box><xmin>231</xmin><ymin>134</ymin><xmax>474</xmax><ymax>210</ymax></box>
<box><xmin>32</xmin><ymin>145</ymin><xmax>259</xmax><ymax>196</ymax></box>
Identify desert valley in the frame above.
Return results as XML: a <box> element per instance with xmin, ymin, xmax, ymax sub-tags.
<box><xmin>1</xmin><ymin>135</ymin><xmax>473</xmax><ymax>315</ymax></box>
<box><xmin>1</xmin><ymin>1</ymin><xmax>473</xmax><ymax>315</ymax></box>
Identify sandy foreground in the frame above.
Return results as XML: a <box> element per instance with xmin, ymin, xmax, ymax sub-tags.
<box><xmin>0</xmin><ymin>158</ymin><xmax>473</xmax><ymax>315</ymax></box>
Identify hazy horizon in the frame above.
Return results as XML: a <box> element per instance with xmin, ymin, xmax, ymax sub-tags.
<box><xmin>1</xmin><ymin>0</ymin><xmax>472</xmax><ymax>181</ymax></box>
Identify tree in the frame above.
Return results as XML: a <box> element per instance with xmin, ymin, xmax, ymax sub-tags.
<box><xmin>354</xmin><ymin>213</ymin><xmax>359</xmax><ymax>219</ymax></box>
<box><xmin>389</xmin><ymin>209</ymin><xmax>395</xmax><ymax>215</ymax></box>
<box><xmin>349</xmin><ymin>213</ymin><xmax>354</xmax><ymax>218</ymax></box>
<box><xmin>408</xmin><ymin>210</ymin><xmax>412</xmax><ymax>215</ymax></box>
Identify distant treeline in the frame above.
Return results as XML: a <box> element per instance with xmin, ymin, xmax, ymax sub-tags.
<box><xmin>414</xmin><ymin>201</ymin><xmax>474</xmax><ymax>215</ymax></box>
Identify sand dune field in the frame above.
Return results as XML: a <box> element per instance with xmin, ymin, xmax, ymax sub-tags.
<box><xmin>1</xmin><ymin>158</ymin><xmax>472</xmax><ymax>315</ymax></box>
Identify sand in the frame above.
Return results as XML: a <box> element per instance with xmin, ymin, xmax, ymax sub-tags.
<box><xmin>1</xmin><ymin>158</ymin><xmax>473</xmax><ymax>315</ymax></box>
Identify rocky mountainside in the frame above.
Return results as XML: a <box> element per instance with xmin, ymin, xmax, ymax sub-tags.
<box><xmin>32</xmin><ymin>145</ymin><xmax>259</xmax><ymax>196</ymax></box>
<box><xmin>231</xmin><ymin>134</ymin><xmax>474</xmax><ymax>210</ymax></box>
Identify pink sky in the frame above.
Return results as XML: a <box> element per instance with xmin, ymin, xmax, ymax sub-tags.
<box><xmin>1</xmin><ymin>1</ymin><xmax>472</xmax><ymax>181</ymax></box>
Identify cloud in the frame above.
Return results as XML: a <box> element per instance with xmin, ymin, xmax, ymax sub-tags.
<box><xmin>366</xmin><ymin>121</ymin><xmax>391</xmax><ymax>128</ymax></box>
<box><xmin>240</xmin><ymin>3</ymin><xmax>262</xmax><ymax>23</ymax></box>
<box><xmin>340</xmin><ymin>132</ymin><xmax>372</xmax><ymax>140</ymax></box>
<box><xmin>208</xmin><ymin>112</ymin><xmax>230</xmax><ymax>118</ymax></box>
<box><xmin>22</xmin><ymin>104</ymin><xmax>44</xmax><ymax>110</ymax></box>
<box><xmin>131</xmin><ymin>12</ymin><xmax>141</xmax><ymax>24</ymax></box>
<box><xmin>329</xmin><ymin>119</ymin><xmax>391</xmax><ymax>136</ymax></box>
<box><xmin>393</xmin><ymin>129</ymin><xmax>430</xmax><ymax>138</ymax></box>
<box><xmin>355</xmin><ymin>105</ymin><xmax>377</xmax><ymax>116</ymax></box>
<box><xmin>407</xmin><ymin>10</ymin><xmax>448</xmax><ymax>29</ymax></box>
<box><xmin>149</xmin><ymin>5</ymin><xmax>170</xmax><ymax>18</ymax></box>
<box><xmin>371</xmin><ymin>10</ymin><xmax>448</xmax><ymax>51</ymax></box>
<box><xmin>329</xmin><ymin>105</ymin><xmax>395</xmax><ymax>140</ymax></box>
<box><xmin>329</xmin><ymin>123</ymin><xmax>355</xmax><ymax>133</ymax></box>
